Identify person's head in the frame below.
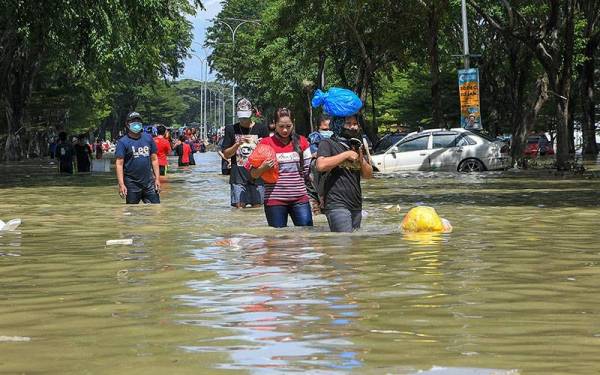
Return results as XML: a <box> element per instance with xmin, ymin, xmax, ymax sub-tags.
<box><xmin>157</xmin><ymin>125</ymin><xmax>167</xmax><ymax>136</ymax></box>
<box><xmin>339</xmin><ymin>114</ymin><xmax>362</xmax><ymax>140</ymax></box>
<box><xmin>179</xmin><ymin>135</ymin><xmax>186</xmax><ymax>142</ymax></box>
<box><xmin>268</xmin><ymin>115</ymin><xmax>276</xmax><ymax>132</ymax></box>
<box><xmin>273</xmin><ymin>108</ymin><xmax>295</xmax><ymax>140</ymax></box>
<box><xmin>58</xmin><ymin>131</ymin><xmax>67</xmax><ymax>142</ymax></box>
<box><xmin>236</xmin><ymin>98</ymin><xmax>253</xmax><ymax>127</ymax></box>
<box><xmin>318</xmin><ymin>114</ymin><xmax>331</xmax><ymax>131</ymax></box>
<box><xmin>95</xmin><ymin>138</ymin><xmax>100</xmax><ymax>143</ymax></box>
<box><xmin>126</xmin><ymin>111</ymin><xmax>143</xmax><ymax>136</ymax></box>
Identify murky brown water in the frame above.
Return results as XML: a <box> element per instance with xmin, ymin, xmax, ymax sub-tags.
<box><xmin>2</xmin><ymin>153</ymin><xmax>600</xmax><ymax>374</ymax></box>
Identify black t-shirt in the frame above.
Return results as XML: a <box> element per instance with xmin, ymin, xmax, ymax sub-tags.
<box><xmin>317</xmin><ymin>138</ymin><xmax>363</xmax><ymax>211</ymax></box>
<box><xmin>221</xmin><ymin>122</ymin><xmax>269</xmax><ymax>185</ymax></box>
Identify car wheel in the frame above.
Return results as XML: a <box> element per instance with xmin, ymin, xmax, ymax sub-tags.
<box><xmin>458</xmin><ymin>158</ymin><xmax>485</xmax><ymax>172</ymax></box>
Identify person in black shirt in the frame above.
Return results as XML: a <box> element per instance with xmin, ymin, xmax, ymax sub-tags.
<box><xmin>56</xmin><ymin>131</ymin><xmax>74</xmax><ymax>174</ymax></box>
<box><xmin>74</xmin><ymin>136</ymin><xmax>92</xmax><ymax>172</ymax></box>
<box><xmin>316</xmin><ymin>114</ymin><xmax>373</xmax><ymax>232</ymax></box>
<box><xmin>221</xmin><ymin>98</ymin><xmax>269</xmax><ymax>208</ymax></box>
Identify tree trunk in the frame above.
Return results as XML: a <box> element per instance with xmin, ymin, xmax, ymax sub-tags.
<box><xmin>427</xmin><ymin>0</ymin><xmax>443</xmax><ymax>128</ymax></box>
<box><xmin>555</xmin><ymin>96</ymin><xmax>572</xmax><ymax>170</ymax></box>
<box><xmin>581</xmin><ymin>39</ymin><xmax>598</xmax><ymax>155</ymax></box>
<box><xmin>317</xmin><ymin>52</ymin><xmax>326</xmax><ymax>89</ymax></box>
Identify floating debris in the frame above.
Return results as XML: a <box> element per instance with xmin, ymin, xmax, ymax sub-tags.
<box><xmin>0</xmin><ymin>218</ymin><xmax>21</xmax><ymax>231</ymax></box>
<box><xmin>0</xmin><ymin>336</ymin><xmax>31</xmax><ymax>342</ymax></box>
<box><xmin>106</xmin><ymin>239</ymin><xmax>133</xmax><ymax>246</ymax></box>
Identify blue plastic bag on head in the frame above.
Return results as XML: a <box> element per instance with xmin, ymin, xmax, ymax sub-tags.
<box><xmin>311</xmin><ymin>87</ymin><xmax>363</xmax><ymax>117</ymax></box>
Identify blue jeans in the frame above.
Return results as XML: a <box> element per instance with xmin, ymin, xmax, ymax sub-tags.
<box><xmin>264</xmin><ymin>202</ymin><xmax>313</xmax><ymax>228</ymax></box>
<box><xmin>325</xmin><ymin>208</ymin><xmax>362</xmax><ymax>232</ymax></box>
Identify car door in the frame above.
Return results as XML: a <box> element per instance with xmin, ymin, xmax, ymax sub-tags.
<box><xmin>428</xmin><ymin>132</ymin><xmax>460</xmax><ymax>171</ymax></box>
<box><xmin>382</xmin><ymin>134</ymin><xmax>431</xmax><ymax>171</ymax></box>
<box><xmin>429</xmin><ymin>133</ymin><xmax>479</xmax><ymax>171</ymax></box>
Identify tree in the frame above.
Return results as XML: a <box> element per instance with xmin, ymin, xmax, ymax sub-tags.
<box><xmin>469</xmin><ymin>0</ymin><xmax>578</xmax><ymax>170</ymax></box>
<box><xmin>0</xmin><ymin>0</ymin><xmax>202</xmax><ymax>160</ymax></box>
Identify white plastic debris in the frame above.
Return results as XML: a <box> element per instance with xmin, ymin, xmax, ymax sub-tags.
<box><xmin>384</xmin><ymin>204</ymin><xmax>402</xmax><ymax>212</ymax></box>
<box><xmin>0</xmin><ymin>218</ymin><xmax>21</xmax><ymax>231</ymax></box>
<box><xmin>0</xmin><ymin>336</ymin><xmax>31</xmax><ymax>342</ymax></box>
<box><xmin>106</xmin><ymin>239</ymin><xmax>133</xmax><ymax>246</ymax></box>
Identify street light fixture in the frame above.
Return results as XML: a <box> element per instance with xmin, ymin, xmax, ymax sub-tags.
<box><xmin>211</xmin><ymin>18</ymin><xmax>261</xmax><ymax>124</ymax></box>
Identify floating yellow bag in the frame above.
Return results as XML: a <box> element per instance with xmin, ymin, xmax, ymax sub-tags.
<box><xmin>401</xmin><ymin>206</ymin><xmax>452</xmax><ymax>233</ymax></box>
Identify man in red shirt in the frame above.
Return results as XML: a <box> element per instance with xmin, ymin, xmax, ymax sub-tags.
<box><xmin>154</xmin><ymin>125</ymin><xmax>172</xmax><ymax>176</ymax></box>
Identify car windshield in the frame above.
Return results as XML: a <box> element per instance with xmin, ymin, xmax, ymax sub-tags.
<box><xmin>374</xmin><ymin>133</ymin><xmax>406</xmax><ymax>154</ymax></box>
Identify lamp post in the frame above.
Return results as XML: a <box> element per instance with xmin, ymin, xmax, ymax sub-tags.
<box><xmin>213</xmin><ymin>18</ymin><xmax>260</xmax><ymax>124</ymax></box>
<box><xmin>461</xmin><ymin>0</ymin><xmax>470</xmax><ymax>69</ymax></box>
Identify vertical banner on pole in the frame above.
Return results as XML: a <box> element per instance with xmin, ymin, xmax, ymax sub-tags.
<box><xmin>458</xmin><ymin>68</ymin><xmax>482</xmax><ymax>130</ymax></box>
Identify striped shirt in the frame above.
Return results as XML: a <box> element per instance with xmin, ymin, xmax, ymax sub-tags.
<box><xmin>247</xmin><ymin>135</ymin><xmax>312</xmax><ymax>206</ymax></box>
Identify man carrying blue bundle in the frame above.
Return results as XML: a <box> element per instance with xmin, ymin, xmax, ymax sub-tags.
<box><xmin>313</xmin><ymin>88</ymin><xmax>373</xmax><ymax>232</ymax></box>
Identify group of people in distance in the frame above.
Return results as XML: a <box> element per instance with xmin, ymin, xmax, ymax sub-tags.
<box><xmin>114</xmin><ymin>96</ymin><xmax>373</xmax><ymax>233</ymax></box>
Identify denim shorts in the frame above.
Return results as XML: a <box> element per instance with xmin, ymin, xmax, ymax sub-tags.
<box><xmin>230</xmin><ymin>183</ymin><xmax>265</xmax><ymax>207</ymax></box>
<box><xmin>125</xmin><ymin>181</ymin><xmax>160</xmax><ymax>204</ymax></box>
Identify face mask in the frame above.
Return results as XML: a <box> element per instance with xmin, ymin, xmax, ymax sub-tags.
<box><xmin>129</xmin><ymin>122</ymin><xmax>143</xmax><ymax>134</ymax></box>
<box><xmin>340</xmin><ymin>127</ymin><xmax>361</xmax><ymax>140</ymax></box>
<box><xmin>319</xmin><ymin>130</ymin><xmax>333</xmax><ymax>138</ymax></box>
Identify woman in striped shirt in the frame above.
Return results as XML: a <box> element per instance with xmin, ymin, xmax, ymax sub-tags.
<box><xmin>247</xmin><ymin>108</ymin><xmax>313</xmax><ymax>228</ymax></box>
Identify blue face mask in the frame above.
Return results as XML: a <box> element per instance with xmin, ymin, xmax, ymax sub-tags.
<box><xmin>129</xmin><ymin>122</ymin><xmax>143</xmax><ymax>134</ymax></box>
<box><xmin>319</xmin><ymin>130</ymin><xmax>333</xmax><ymax>138</ymax></box>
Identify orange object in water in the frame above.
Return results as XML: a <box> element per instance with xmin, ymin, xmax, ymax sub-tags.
<box><xmin>248</xmin><ymin>143</ymin><xmax>279</xmax><ymax>183</ymax></box>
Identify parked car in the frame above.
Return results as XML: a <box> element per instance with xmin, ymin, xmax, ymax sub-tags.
<box><xmin>372</xmin><ymin>132</ymin><xmax>408</xmax><ymax>155</ymax></box>
<box><xmin>370</xmin><ymin>128</ymin><xmax>509</xmax><ymax>173</ymax></box>
<box><xmin>525</xmin><ymin>134</ymin><xmax>554</xmax><ymax>157</ymax></box>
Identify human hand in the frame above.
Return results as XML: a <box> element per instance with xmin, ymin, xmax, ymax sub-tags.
<box><xmin>155</xmin><ymin>180</ymin><xmax>161</xmax><ymax>194</ymax></box>
<box><xmin>345</xmin><ymin>150</ymin><xmax>359</xmax><ymax>162</ymax></box>
<box><xmin>260</xmin><ymin>158</ymin><xmax>275</xmax><ymax>170</ymax></box>
<box><xmin>118</xmin><ymin>184</ymin><xmax>127</xmax><ymax>199</ymax></box>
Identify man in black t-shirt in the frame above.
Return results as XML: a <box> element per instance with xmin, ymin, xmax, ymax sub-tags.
<box><xmin>56</xmin><ymin>131</ymin><xmax>74</xmax><ymax>174</ymax></box>
<box><xmin>316</xmin><ymin>114</ymin><xmax>373</xmax><ymax>232</ymax></box>
<box><xmin>221</xmin><ymin>98</ymin><xmax>269</xmax><ymax>208</ymax></box>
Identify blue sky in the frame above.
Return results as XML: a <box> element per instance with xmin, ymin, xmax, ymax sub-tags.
<box><xmin>180</xmin><ymin>0</ymin><xmax>222</xmax><ymax>81</ymax></box>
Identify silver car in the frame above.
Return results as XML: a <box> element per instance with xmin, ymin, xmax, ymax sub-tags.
<box><xmin>370</xmin><ymin>128</ymin><xmax>509</xmax><ymax>173</ymax></box>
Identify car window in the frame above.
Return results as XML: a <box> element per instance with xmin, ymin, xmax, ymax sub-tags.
<box><xmin>396</xmin><ymin>135</ymin><xmax>429</xmax><ymax>152</ymax></box>
<box><xmin>432</xmin><ymin>133</ymin><xmax>458</xmax><ymax>149</ymax></box>
<box><xmin>374</xmin><ymin>133</ymin><xmax>406</xmax><ymax>154</ymax></box>
<box><xmin>460</xmin><ymin>135</ymin><xmax>477</xmax><ymax>146</ymax></box>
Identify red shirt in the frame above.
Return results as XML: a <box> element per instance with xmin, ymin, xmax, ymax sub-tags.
<box><xmin>181</xmin><ymin>143</ymin><xmax>191</xmax><ymax>164</ymax></box>
<box><xmin>154</xmin><ymin>136</ymin><xmax>172</xmax><ymax>166</ymax></box>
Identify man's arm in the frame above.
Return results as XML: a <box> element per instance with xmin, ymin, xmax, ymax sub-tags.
<box><xmin>316</xmin><ymin>151</ymin><xmax>355</xmax><ymax>173</ymax></box>
<box><xmin>151</xmin><ymin>154</ymin><xmax>161</xmax><ymax>191</ymax></box>
<box><xmin>223</xmin><ymin>140</ymin><xmax>241</xmax><ymax>159</ymax></box>
<box><xmin>359</xmin><ymin>149</ymin><xmax>373</xmax><ymax>179</ymax></box>
<box><xmin>116</xmin><ymin>158</ymin><xmax>127</xmax><ymax>197</ymax></box>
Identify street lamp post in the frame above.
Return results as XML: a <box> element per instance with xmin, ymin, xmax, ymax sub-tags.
<box><xmin>461</xmin><ymin>0</ymin><xmax>470</xmax><ymax>69</ymax></box>
<box><xmin>214</xmin><ymin>18</ymin><xmax>260</xmax><ymax>124</ymax></box>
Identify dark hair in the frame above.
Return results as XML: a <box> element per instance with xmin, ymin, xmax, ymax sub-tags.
<box><xmin>157</xmin><ymin>125</ymin><xmax>166</xmax><ymax>135</ymax></box>
<box><xmin>318</xmin><ymin>114</ymin><xmax>331</xmax><ymax>123</ymax></box>
<box><xmin>58</xmin><ymin>131</ymin><xmax>67</xmax><ymax>142</ymax></box>
<box><xmin>274</xmin><ymin>108</ymin><xmax>305</xmax><ymax>174</ymax></box>
<box><xmin>179</xmin><ymin>135</ymin><xmax>186</xmax><ymax>142</ymax></box>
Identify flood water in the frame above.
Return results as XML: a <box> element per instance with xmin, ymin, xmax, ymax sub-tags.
<box><xmin>2</xmin><ymin>152</ymin><xmax>600</xmax><ymax>374</ymax></box>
